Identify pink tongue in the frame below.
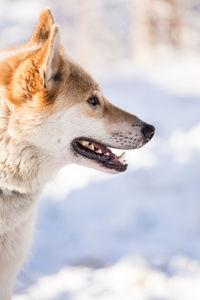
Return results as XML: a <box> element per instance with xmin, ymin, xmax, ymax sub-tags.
<box><xmin>93</xmin><ymin>142</ymin><xmax>112</xmax><ymax>154</ymax></box>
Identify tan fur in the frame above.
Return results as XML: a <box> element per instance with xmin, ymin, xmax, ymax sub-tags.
<box><xmin>0</xmin><ymin>9</ymin><xmax>154</xmax><ymax>299</ymax></box>
<box><xmin>30</xmin><ymin>8</ymin><xmax>55</xmax><ymax>44</ymax></box>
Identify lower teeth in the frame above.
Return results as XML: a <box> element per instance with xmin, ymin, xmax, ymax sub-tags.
<box><xmin>96</xmin><ymin>149</ymin><xmax>102</xmax><ymax>154</ymax></box>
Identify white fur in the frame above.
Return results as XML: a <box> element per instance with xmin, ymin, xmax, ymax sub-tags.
<box><xmin>0</xmin><ymin>98</ymin><xmax>65</xmax><ymax>299</ymax></box>
<box><xmin>42</xmin><ymin>25</ymin><xmax>60</xmax><ymax>82</ymax></box>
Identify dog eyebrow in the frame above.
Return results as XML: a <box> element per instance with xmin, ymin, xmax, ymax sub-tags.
<box><xmin>93</xmin><ymin>90</ymin><xmax>102</xmax><ymax>99</ymax></box>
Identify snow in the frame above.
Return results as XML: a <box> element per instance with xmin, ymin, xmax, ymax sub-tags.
<box><xmin>12</xmin><ymin>60</ymin><xmax>200</xmax><ymax>299</ymax></box>
<box><xmin>170</xmin><ymin>123</ymin><xmax>200</xmax><ymax>163</ymax></box>
<box><xmin>13</xmin><ymin>257</ymin><xmax>200</xmax><ymax>300</ymax></box>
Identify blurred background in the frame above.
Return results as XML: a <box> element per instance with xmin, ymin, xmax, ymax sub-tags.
<box><xmin>0</xmin><ymin>0</ymin><xmax>200</xmax><ymax>299</ymax></box>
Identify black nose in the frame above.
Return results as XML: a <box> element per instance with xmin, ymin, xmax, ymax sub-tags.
<box><xmin>142</xmin><ymin>124</ymin><xmax>155</xmax><ymax>140</ymax></box>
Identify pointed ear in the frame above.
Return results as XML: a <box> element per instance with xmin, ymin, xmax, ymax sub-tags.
<box><xmin>40</xmin><ymin>25</ymin><xmax>60</xmax><ymax>87</ymax></box>
<box><xmin>30</xmin><ymin>8</ymin><xmax>55</xmax><ymax>44</ymax></box>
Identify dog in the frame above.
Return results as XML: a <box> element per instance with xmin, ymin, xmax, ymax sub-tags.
<box><xmin>0</xmin><ymin>8</ymin><xmax>155</xmax><ymax>299</ymax></box>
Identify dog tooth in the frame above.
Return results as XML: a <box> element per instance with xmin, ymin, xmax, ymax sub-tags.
<box><xmin>118</xmin><ymin>152</ymin><xmax>126</xmax><ymax>163</ymax></box>
<box><xmin>83</xmin><ymin>141</ymin><xmax>89</xmax><ymax>147</ymax></box>
<box><xmin>78</xmin><ymin>140</ymin><xmax>89</xmax><ymax>147</ymax></box>
<box><xmin>96</xmin><ymin>149</ymin><xmax>102</xmax><ymax>154</ymax></box>
<box><xmin>88</xmin><ymin>143</ymin><xmax>95</xmax><ymax>151</ymax></box>
<box><xmin>118</xmin><ymin>152</ymin><xmax>125</xmax><ymax>159</ymax></box>
<box><xmin>105</xmin><ymin>152</ymin><xmax>110</xmax><ymax>156</ymax></box>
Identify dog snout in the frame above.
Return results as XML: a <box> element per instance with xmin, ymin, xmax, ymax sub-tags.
<box><xmin>142</xmin><ymin>123</ymin><xmax>155</xmax><ymax>141</ymax></box>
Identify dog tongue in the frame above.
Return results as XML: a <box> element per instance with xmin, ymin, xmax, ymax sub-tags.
<box><xmin>93</xmin><ymin>142</ymin><xmax>121</xmax><ymax>163</ymax></box>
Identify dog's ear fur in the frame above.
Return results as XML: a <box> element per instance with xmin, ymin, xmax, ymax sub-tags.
<box><xmin>30</xmin><ymin>8</ymin><xmax>55</xmax><ymax>44</ymax></box>
<box><xmin>39</xmin><ymin>25</ymin><xmax>60</xmax><ymax>87</ymax></box>
<box><xmin>5</xmin><ymin>25</ymin><xmax>61</xmax><ymax>105</ymax></box>
<box><xmin>0</xmin><ymin>10</ymin><xmax>62</xmax><ymax>106</ymax></box>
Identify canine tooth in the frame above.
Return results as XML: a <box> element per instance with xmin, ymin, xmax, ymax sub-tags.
<box><xmin>96</xmin><ymin>149</ymin><xmax>102</xmax><ymax>154</ymax></box>
<box><xmin>118</xmin><ymin>152</ymin><xmax>125</xmax><ymax>159</ymax></box>
<box><xmin>88</xmin><ymin>143</ymin><xmax>95</xmax><ymax>151</ymax></box>
<box><xmin>118</xmin><ymin>152</ymin><xmax>126</xmax><ymax>163</ymax></box>
<box><xmin>78</xmin><ymin>140</ymin><xmax>89</xmax><ymax>147</ymax></box>
<box><xmin>105</xmin><ymin>152</ymin><xmax>110</xmax><ymax>156</ymax></box>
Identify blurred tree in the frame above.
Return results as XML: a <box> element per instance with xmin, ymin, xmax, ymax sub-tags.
<box><xmin>74</xmin><ymin>0</ymin><xmax>94</xmax><ymax>64</ymax></box>
<box><xmin>1</xmin><ymin>0</ymin><xmax>200</xmax><ymax>65</ymax></box>
<box><xmin>133</xmin><ymin>0</ymin><xmax>182</xmax><ymax>59</ymax></box>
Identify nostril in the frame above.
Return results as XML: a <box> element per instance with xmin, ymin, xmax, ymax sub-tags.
<box><xmin>142</xmin><ymin>124</ymin><xmax>155</xmax><ymax>140</ymax></box>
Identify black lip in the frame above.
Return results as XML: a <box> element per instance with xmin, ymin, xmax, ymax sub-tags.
<box><xmin>72</xmin><ymin>138</ymin><xmax>128</xmax><ymax>173</ymax></box>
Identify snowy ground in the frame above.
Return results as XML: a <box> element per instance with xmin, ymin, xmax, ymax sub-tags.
<box><xmin>12</xmin><ymin>58</ymin><xmax>200</xmax><ymax>299</ymax></box>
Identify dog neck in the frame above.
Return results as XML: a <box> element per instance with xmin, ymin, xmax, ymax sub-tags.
<box><xmin>0</xmin><ymin>185</ymin><xmax>32</xmax><ymax>198</ymax></box>
<box><xmin>0</xmin><ymin>97</ymin><xmax>62</xmax><ymax>195</ymax></box>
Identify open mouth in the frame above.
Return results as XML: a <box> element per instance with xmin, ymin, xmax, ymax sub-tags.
<box><xmin>72</xmin><ymin>138</ymin><xmax>128</xmax><ymax>172</ymax></box>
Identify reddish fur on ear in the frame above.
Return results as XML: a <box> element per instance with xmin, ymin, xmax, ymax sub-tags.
<box><xmin>0</xmin><ymin>23</ymin><xmax>62</xmax><ymax>109</ymax></box>
<box><xmin>30</xmin><ymin>8</ymin><xmax>55</xmax><ymax>44</ymax></box>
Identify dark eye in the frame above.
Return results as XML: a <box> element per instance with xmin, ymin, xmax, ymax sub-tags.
<box><xmin>87</xmin><ymin>95</ymin><xmax>100</xmax><ymax>107</ymax></box>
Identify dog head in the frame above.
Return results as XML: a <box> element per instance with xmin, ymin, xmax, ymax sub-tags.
<box><xmin>0</xmin><ymin>9</ymin><xmax>155</xmax><ymax>174</ymax></box>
